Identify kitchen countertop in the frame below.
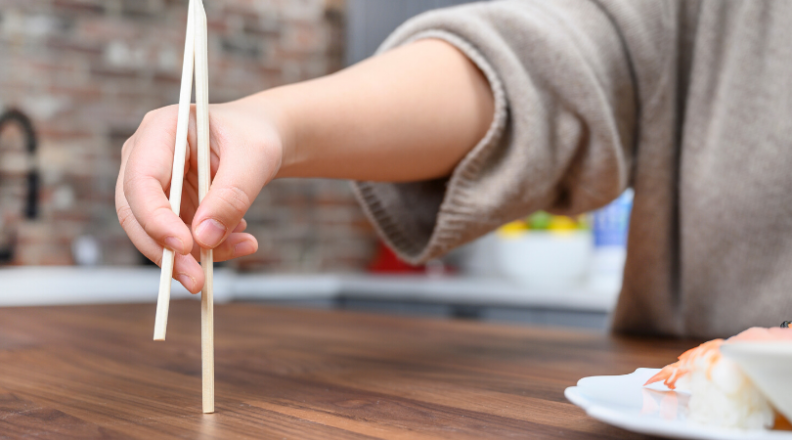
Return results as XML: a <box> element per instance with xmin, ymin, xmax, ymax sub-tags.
<box><xmin>0</xmin><ymin>267</ymin><xmax>620</xmax><ymax>312</ymax></box>
<box><xmin>0</xmin><ymin>301</ymin><xmax>695</xmax><ymax>439</ymax></box>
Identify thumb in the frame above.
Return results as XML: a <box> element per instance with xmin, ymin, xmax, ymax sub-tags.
<box><xmin>191</xmin><ymin>141</ymin><xmax>276</xmax><ymax>249</ymax></box>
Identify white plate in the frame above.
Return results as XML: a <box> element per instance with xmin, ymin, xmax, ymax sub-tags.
<box><xmin>565</xmin><ymin>368</ymin><xmax>792</xmax><ymax>440</ymax></box>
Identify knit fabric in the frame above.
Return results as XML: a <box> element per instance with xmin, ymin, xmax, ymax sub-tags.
<box><xmin>353</xmin><ymin>0</ymin><xmax>792</xmax><ymax>338</ymax></box>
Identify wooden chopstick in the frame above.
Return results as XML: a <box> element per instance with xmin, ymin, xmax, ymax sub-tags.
<box><xmin>194</xmin><ymin>0</ymin><xmax>215</xmax><ymax>415</ymax></box>
<box><xmin>151</xmin><ymin>0</ymin><xmax>214</xmax><ymax>414</ymax></box>
<box><xmin>154</xmin><ymin>0</ymin><xmax>196</xmax><ymax>342</ymax></box>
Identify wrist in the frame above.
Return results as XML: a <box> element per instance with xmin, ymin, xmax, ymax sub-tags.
<box><xmin>220</xmin><ymin>87</ymin><xmax>300</xmax><ymax>180</ymax></box>
<box><xmin>248</xmin><ymin>86</ymin><xmax>304</xmax><ymax>179</ymax></box>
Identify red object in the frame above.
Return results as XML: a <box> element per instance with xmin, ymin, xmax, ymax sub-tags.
<box><xmin>368</xmin><ymin>242</ymin><xmax>425</xmax><ymax>273</ymax></box>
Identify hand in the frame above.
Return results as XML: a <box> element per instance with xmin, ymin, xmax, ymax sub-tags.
<box><xmin>116</xmin><ymin>39</ymin><xmax>492</xmax><ymax>294</ymax></box>
<box><xmin>116</xmin><ymin>99</ymin><xmax>284</xmax><ymax>293</ymax></box>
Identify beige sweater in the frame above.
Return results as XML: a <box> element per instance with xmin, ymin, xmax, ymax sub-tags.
<box><xmin>352</xmin><ymin>0</ymin><xmax>792</xmax><ymax>339</ymax></box>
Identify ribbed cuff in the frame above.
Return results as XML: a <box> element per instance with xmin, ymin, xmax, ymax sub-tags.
<box><xmin>353</xmin><ymin>30</ymin><xmax>508</xmax><ymax>264</ymax></box>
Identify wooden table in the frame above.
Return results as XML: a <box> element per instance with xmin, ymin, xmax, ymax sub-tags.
<box><xmin>0</xmin><ymin>301</ymin><xmax>697</xmax><ymax>439</ymax></box>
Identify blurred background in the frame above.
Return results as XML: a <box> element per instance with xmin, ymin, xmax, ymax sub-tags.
<box><xmin>0</xmin><ymin>0</ymin><xmax>631</xmax><ymax>330</ymax></box>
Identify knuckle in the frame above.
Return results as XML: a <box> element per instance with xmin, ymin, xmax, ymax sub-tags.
<box><xmin>152</xmin><ymin>251</ymin><xmax>163</xmax><ymax>267</ymax></box>
<box><xmin>122</xmin><ymin>174</ymin><xmax>141</xmax><ymax>200</ymax></box>
<box><xmin>121</xmin><ymin>138</ymin><xmax>133</xmax><ymax>156</ymax></box>
<box><xmin>122</xmin><ymin>173</ymin><xmax>151</xmax><ymax>201</ymax></box>
<box><xmin>116</xmin><ymin>205</ymin><xmax>136</xmax><ymax>229</ymax></box>
<box><xmin>215</xmin><ymin>185</ymin><xmax>251</xmax><ymax>218</ymax></box>
<box><xmin>142</xmin><ymin>106</ymin><xmax>174</xmax><ymax>124</ymax></box>
<box><xmin>117</xmin><ymin>205</ymin><xmax>162</xmax><ymax>266</ymax></box>
<box><xmin>141</xmin><ymin>206</ymin><xmax>175</xmax><ymax>236</ymax></box>
<box><xmin>141</xmin><ymin>109</ymin><xmax>157</xmax><ymax>123</ymax></box>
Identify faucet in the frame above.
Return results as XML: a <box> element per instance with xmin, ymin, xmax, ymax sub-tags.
<box><xmin>0</xmin><ymin>109</ymin><xmax>40</xmax><ymax>263</ymax></box>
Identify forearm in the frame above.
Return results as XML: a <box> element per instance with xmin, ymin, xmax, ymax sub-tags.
<box><xmin>232</xmin><ymin>39</ymin><xmax>494</xmax><ymax>182</ymax></box>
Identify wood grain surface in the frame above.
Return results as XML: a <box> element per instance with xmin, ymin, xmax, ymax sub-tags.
<box><xmin>0</xmin><ymin>301</ymin><xmax>698</xmax><ymax>439</ymax></box>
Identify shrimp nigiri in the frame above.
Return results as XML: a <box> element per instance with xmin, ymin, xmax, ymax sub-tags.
<box><xmin>644</xmin><ymin>326</ymin><xmax>792</xmax><ymax>430</ymax></box>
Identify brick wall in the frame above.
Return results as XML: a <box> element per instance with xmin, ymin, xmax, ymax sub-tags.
<box><xmin>0</xmin><ymin>0</ymin><xmax>378</xmax><ymax>272</ymax></box>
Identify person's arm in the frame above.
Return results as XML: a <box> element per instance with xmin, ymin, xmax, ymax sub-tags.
<box><xmin>119</xmin><ymin>0</ymin><xmax>672</xmax><ymax>293</ymax></box>
<box><xmin>116</xmin><ymin>39</ymin><xmax>493</xmax><ymax>293</ymax></box>
<box><xmin>255</xmin><ymin>39</ymin><xmax>494</xmax><ymax>181</ymax></box>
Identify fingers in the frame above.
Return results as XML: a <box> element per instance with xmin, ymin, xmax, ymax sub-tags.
<box><xmin>190</xmin><ymin>231</ymin><xmax>258</xmax><ymax>262</ymax></box>
<box><xmin>116</xmin><ymin>190</ymin><xmax>205</xmax><ymax>293</ymax></box>
<box><xmin>188</xmin><ymin>218</ymin><xmax>254</xmax><ymax>261</ymax></box>
<box><xmin>116</xmin><ymin>102</ymin><xmax>269</xmax><ymax>294</ymax></box>
<box><xmin>213</xmin><ymin>232</ymin><xmax>257</xmax><ymax>262</ymax></box>
<box><xmin>116</xmin><ymin>106</ymin><xmax>204</xmax><ymax>293</ymax></box>
<box><xmin>191</xmin><ymin>118</ymin><xmax>277</xmax><ymax>249</ymax></box>
<box><xmin>174</xmin><ymin>253</ymin><xmax>205</xmax><ymax>294</ymax></box>
<box><xmin>123</xmin><ymin>107</ymin><xmax>194</xmax><ymax>255</ymax></box>
<box><xmin>222</xmin><ymin>232</ymin><xmax>257</xmax><ymax>258</ymax></box>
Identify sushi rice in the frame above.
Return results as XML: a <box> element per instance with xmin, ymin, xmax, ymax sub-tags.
<box><xmin>645</xmin><ymin>326</ymin><xmax>792</xmax><ymax>430</ymax></box>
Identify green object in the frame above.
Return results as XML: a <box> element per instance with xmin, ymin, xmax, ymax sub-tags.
<box><xmin>527</xmin><ymin>211</ymin><xmax>553</xmax><ymax>230</ymax></box>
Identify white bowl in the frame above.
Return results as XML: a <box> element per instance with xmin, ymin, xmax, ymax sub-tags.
<box><xmin>496</xmin><ymin>231</ymin><xmax>592</xmax><ymax>288</ymax></box>
<box><xmin>720</xmin><ymin>341</ymin><xmax>792</xmax><ymax>422</ymax></box>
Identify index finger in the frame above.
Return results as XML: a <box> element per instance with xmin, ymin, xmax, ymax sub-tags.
<box><xmin>123</xmin><ymin>106</ymin><xmax>194</xmax><ymax>254</ymax></box>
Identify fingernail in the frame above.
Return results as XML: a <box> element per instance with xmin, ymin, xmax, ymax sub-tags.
<box><xmin>234</xmin><ymin>241</ymin><xmax>256</xmax><ymax>257</ymax></box>
<box><xmin>177</xmin><ymin>273</ymin><xmax>196</xmax><ymax>293</ymax></box>
<box><xmin>164</xmin><ymin>236</ymin><xmax>185</xmax><ymax>254</ymax></box>
<box><xmin>196</xmin><ymin>219</ymin><xmax>226</xmax><ymax>248</ymax></box>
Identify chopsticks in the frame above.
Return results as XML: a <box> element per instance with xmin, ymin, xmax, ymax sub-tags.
<box><xmin>194</xmin><ymin>0</ymin><xmax>214</xmax><ymax>415</ymax></box>
<box><xmin>153</xmin><ymin>0</ymin><xmax>194</xmax><ymax>343</ymax></box>
<box><xmin>153</xmin><ymin>0</ymin><xmax>214</xmax><ymax>414</ymax></box>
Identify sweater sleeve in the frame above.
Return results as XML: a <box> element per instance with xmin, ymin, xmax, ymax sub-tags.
<box><xmin>352</xmin><ymin>0</ymin><xmax>675</xmax><ymax>264</ymax></box>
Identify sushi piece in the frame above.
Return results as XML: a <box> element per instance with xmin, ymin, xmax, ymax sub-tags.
<box><xmin>644</xmin><ymin>326</ymin><xmax>792</xmax><ymax>430</ymax></box>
